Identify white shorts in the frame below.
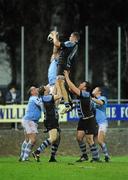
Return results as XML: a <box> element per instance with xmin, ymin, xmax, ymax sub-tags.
<box><xmin>21</xmin><ymin>119</ymin><xmax>38</xmax><ymax>134</ymax></box>
<box><xmin>98</xmin><ymin>122</ymin><xmax>108</xmax><ymax>134</ymax></box>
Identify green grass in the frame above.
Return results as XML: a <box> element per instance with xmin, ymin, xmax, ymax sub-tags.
<box><xmin>0</xmin><ymin>155</ymin><xmax>128</xmax><ymax>180</ymax></box>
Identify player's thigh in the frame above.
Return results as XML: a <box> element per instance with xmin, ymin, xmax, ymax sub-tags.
<box><xmin>98</xmin><ymin>123</ymin><xmax>108</xmax><ymax>134</ymax></box>
<box><xmin>85</xmin><ymin>134</ymin><xmax>94</xmax><ymax>145</ymax></box>
<box><xmin>28</xmin><ymin>133</ymin><xmax>37</xmax><ymax>143</ymax></box>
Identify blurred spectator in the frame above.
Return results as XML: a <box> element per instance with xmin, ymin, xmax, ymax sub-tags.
<box><xmin>6</xmin><ymin>85</ymin><xmax>21</xmax><ymax>104</ymax></box>
<box><xmin>0</xmin><ymin>89</ymin><xmax>5</xmax><ymax>105</ymax></box>
<box><xmin>5</xmin><ymin>84</ymin><xmax>21</xmax><ymax>129</ymax></box>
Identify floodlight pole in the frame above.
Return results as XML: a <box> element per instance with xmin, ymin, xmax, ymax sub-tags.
<box><xmin>15</xmin><ymin>26</ymin><xmax>24</xmax><ymax>130</ymax></box>
<box><xmin>117</xmin><ymin>26</ymin><xmax>121</xmax><ymax>126</ymax></box>
<box><xmin>21</xmin><ymin>26</ymin><xmax>24</xmax><ymax>104</ymax></box>
<box><xmin>85</xmin><ymin>26</ymin><xmax>89</xmax><ymax>81</ymax></box>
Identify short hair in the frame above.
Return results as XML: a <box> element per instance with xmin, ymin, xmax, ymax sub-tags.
<box><xmin>27</xmin><ymin>86</ymin><xmax>36</xmax><ymax>96</ymax></box>
<box><xmin>72</xmin><ymin>32</ymin><xmax>80</xmax><ymax>41</ymax></box>
<box><xmin>96</xmin><ymin>87</ymin><xmax>102</xmax><ymax>94</ymax></box>
<box><xmin>84</xmin><ymin>81</ymin><xmax>91</xmax><ymax>92</ymax></box>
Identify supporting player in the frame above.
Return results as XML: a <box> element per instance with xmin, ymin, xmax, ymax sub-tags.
<box><xmin>19</xmin><ymin>87</ymin><xmax>43</xmax><ymax>161</ymax></box>
<box><xmin>32</xmin><ymin>80</ymin><xmax>62</xmax><ymax>162</ymax></box>
<box><xmin>92</xmin><ymin>87</ymin><xmax>110</xmax><ymax>162</ymax></box>
<box><xmin>64</xmin><ymin>70</ymin><xmax>101</xmax><ymax>162</ymax></box>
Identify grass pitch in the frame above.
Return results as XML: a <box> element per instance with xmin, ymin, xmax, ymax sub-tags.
<box><xmin>0</xmin><ymin>155</ymin><xmax>128</xmax><ymax>180</ymax></box>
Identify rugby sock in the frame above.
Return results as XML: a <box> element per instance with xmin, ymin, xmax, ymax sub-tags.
<box><xmin>22</xmin><ymin>140</ymin><xmax>33</xmax><ymax>160</ymax></box>
<box><xmin>64</xmin><ymin>102</ymin><xmax>70</xmax><ymax>108</ymax></box>
<box><xmin>37</xmin><ymin>139</ymin><xmax>51</xmax><ymax>153</ymax></box>
<box><xmin>101</xmin><ymin>143</ymin><xmax>109</xmax><ymax>157</ymax></box>
<box><xmin>50</xmin><ymin>132</ymin><xmax>61</xmax><ymax>158</ymax></box>
<box><xmin>51</xmin><ymin>144</ymin><xmax>59</xmax><ymax>158</ymax></box>
<box><xmin>61</xmin><ymin>102</ymin><xmax>71</xmax><ymax>114</ymax></box>
<box><xmin>20</xmin><ymin>140</ymin><xmax>27</xmax><ymax>159</ymax></box>
<box><xmin>90</xmin><ymin>144</ymin><xmax>99</xmax><ymax>160</ymax></box>
<box><xmin>78</xmin><ymin>141</ymin><xmax>88</xmax><ymax>157</ymax></box>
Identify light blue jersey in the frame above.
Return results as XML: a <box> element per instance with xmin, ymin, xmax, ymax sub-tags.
<box><xmin>64</xmin><ymin>41</ymin><xmax>76</xmax><ymax>47</ymax></box>
<box><xmin>23</xmin><ymin>96</ymin><xmax>43</xmax><ymax>123</ymax></box>
<box><xmin>48</xmin><ymin>58</ymin><xmax>58</xmax><ymax>85</ymax></box>
<box><xmin>94</xmin><ymin>96</ymin><xmax>108</xmax><ymax>125</ymax></box>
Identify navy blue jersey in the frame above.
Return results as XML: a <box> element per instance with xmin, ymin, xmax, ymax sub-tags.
<box><xmin>59</xmin><ymin>41</ymin><xmax>78</xmax><ymax>68</ymax></box>
<box><xmin>41</xmin><ymin>95</ymin><xmax>58</xmax><ymax>121</ymax></box>
<box><xmin>77</xmin><ymin>90</ymin><xmax>94</xmax><ymax>119</ymax></box>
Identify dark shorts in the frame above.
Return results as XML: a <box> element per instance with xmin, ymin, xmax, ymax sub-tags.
<box><xmin>44</xmin><ymin>118</ymin><xmax>59</xmax><ymax>131</ymax></box>
<box><xmin>57</xmin><ymin>63</ymin><xmax>66</xmax><ymax>76</ymax></box>
<box><xmin>77</xmin><ymin>117</ymin><xmax>98</xmax><ymax>135</ymax></box>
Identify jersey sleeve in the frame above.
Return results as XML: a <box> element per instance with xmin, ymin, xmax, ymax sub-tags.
<box><xmin>60</xmin><ymin>41</ymin><xmax>75</xmax><ymax>48</ymax></box>
<box><xmin>64</xmin><ymin>41</ymin><xmax>75</xmax><ymax>47</ymax></box>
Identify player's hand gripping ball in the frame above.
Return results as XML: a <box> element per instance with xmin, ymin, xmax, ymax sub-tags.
<box><xmin>47</xmin><ymin>31</ymin><xmax>58</xmax><ymax>43</ymax></box>
<box><xmin>47</xmin><ymin>32</ymin><xmax>53</xmax><ymax>43</ymax></box>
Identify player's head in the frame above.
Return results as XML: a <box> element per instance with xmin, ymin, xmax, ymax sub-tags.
<box><xmin>92</xmin><ymin>87</ymin><xmax>102</xmax><ymax>97</ymax></box>
<box><xmin>27</xmin><ymin>86</ymin><xmax>39</xmax><ymax>96</ymax></box>
<box><xmin>78</xmin><ymin>81</ymin><xmax>91</xmax><ymax>91</ymax></box>
<box><xmin>69</xmin><ymin>32</ymin><xmax>80</xmax><ymax>42</ymax></box>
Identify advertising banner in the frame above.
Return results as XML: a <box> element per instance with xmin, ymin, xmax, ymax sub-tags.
<box><xmin>0</xmin><ymin>104</ymin><xmax>128</xmax><ymax>122</ymax></box>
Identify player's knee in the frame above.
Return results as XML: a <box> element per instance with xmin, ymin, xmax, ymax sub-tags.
<box><xmin>98</xmin><ymin>139</ymin><xmax>103</xmax><ymax>145</ymax></box>
<box><xmin>30</xmin><ymin>137</ymin><xmax>36</xmax><ymax>145</ymax></box>
<box><xmin>86</xmin><ymin>136</ymin><xmax>94</xmax><ymax>145</ymax></box>
<box><xmin>76</xmin><ymin>135</ymin><xmax>83</xmax><ymax>142</ymax></box>
<box><xmin>50</xmin><ymin>135</ymin><xmax>58</xmax><ymax>143</ymax></box>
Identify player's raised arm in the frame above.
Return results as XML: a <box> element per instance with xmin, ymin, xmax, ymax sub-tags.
<box><xmin>64</xmin><ymin>70</ymin><xmax>80</xmax><ymax>96</ymax></box>
<box><xmin>52</xmin><ymin>31</ymin><xmax>61</xmax><ymax>48</ymax></box>
<box><xmin>91</xmin><ymin>97</ymin><xmax>104</xmax><ymax>105</ymax></box>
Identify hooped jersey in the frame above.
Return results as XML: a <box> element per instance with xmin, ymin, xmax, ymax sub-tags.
<box><xmin>59</xmin><ymin>41</ymin><xmax>78</xmax><ymax>67</ymax></box>
<box><xmin>76</xmin><ymin>90</ymin><xmax>94</xmax><ymax>119</ymax></box>
<box><xmin>41</xmin><ymin>95</ymin><xmax>58</xmax><ymax>121</ymax></box>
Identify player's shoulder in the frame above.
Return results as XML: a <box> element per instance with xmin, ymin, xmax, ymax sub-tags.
<box><xmin>81</xmin><ymin>90</ymin><xmax>90</xmax><ymax>98</ymax></box>
<box><xmin>99</xmin><ymin>96</ymin><xmax>107</xmax><ymax>103</ymax></box>
<box><xmin>29</xmin><ymin>96</ymin><xmax>40</xmax><ymax>102</ymax></box>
